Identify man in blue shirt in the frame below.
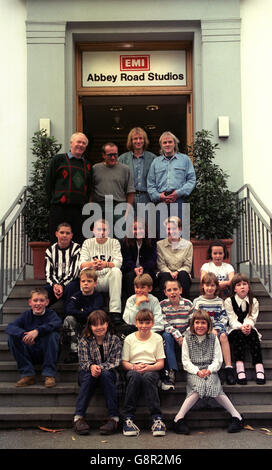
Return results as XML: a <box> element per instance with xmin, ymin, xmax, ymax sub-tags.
<box><xmin>147</xmin><ymin>131</ymin><xmax>196</xmax><ymax>238</ymax></box>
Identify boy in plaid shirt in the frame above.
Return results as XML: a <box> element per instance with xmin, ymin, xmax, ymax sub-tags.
<box><xmin>160</xmin><ymin>279</ymin><xmax>193</xmax><ymax>390</ymax></box>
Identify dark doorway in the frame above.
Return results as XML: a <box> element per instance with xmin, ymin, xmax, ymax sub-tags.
<box><xmin>82</xmin><ymin>95</ymin><xmax>188</xmax><ymax>164</ymax></box>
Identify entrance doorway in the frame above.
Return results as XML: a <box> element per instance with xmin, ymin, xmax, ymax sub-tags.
<box><xmin>82</xmin><ymin>94</ymin><xmax>189</xmax><ymax>164</ymax></box>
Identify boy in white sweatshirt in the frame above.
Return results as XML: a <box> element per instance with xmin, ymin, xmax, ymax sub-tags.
<box><xmin>79</xmin><ymin>219</ymin><xmax>123</xmax><ymax>325</ymax></box>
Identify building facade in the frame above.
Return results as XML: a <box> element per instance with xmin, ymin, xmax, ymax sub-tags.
<box><xmin>1</xmin><ymin>0</ymin><xmax>271</xmax><ymax>218</ymax></box>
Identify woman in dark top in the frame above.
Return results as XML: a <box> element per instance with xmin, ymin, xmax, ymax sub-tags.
<box><xmin>121</xmin><ymin>218</ymin><xmax>157</xmax><ymax>297</ymax></box>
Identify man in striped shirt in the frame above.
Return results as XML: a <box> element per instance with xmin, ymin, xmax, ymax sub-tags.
<box><xmin>79</xmin><ymin>219</ymin><xmax>123</xmax><ymax>326</ymax></box>
<box><xmin>44</xmin><ymin>223</ymin><xmax>81</xmax><ymax>315</ymax></box>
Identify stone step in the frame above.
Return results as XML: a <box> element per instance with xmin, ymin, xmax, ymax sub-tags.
<box><xmin>0</xmin><ymin>381</ymin><xmax>271</xmax><ymax>408</ymax></box>
<box><xmin>5</xmin><ymin>277</ymin><xmax>271</xmax><ymax>299</ymax></box>
<box><xmin>1</xmin><ymin>339</ymin><xmax>272</xmax><ymax>362</ymax></box>
<box><xmin>1</xmin><ymin>277</ymin><xmax>272</xmax><ymax>429</ymax></box>
<box><xmin>3</xmin><ymin>308</ymin><xmax>272</xmax><ymax>325</ymax></box>
<box><xmin>0</xmin><ymin>358</ymin><xmax>272</xmax><ymax>383</ymax></box>
<box><xmin>0</xmin><ymin>361</ymin><xmax>79</xmax><ymax>382</ymax></box>
<box><xmin>0</xmin><ymin>404</ymin><xmax>271</xmax><ymax>430</ymax></box>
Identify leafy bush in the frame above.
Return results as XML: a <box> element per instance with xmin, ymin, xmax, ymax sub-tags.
<box><xmin>187</xmin><ymin>130</ymin><xmax>241</xmax><ymax>240</ymax></box>
<box><xmin>24</xmin><ymin>129</ymin><xmax>61</xmax><ymax>241</ymax></box>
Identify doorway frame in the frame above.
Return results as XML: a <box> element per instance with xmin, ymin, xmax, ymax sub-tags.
<box><xmin>75</xmin><ymin>41</ymin><xmax>193</xmax><ymax>147</ymax></box>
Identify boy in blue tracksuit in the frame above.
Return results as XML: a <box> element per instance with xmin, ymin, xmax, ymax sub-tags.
<box><xmin>6</xmin><ymin>287</ymin><xmax>62</xmax><ymax>388</ymax></box>
<box><xmin>63</xmin><ymin>269</ymin><xmax>104</xmax><ymax>362</ymax></box>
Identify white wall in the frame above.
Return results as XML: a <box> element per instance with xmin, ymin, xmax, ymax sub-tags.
<box><xmin>0</xmin><ymin>0</ymin><xmax>27</xmax><ymax>219</ymax></box>
<box><xmin>240</xmin><ymin>0</ymin><xmax>272</xmax><ymax>212</ymax></box>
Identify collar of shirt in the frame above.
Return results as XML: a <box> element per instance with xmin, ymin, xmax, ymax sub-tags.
<box><xmin>67</xmin><ymin>151</ymin><xmax>84</xmax><ymax>160</ymax></box>
<box><xmin>165</xmin><ymin>237</ymin><xmax>186</xmax><ymax>248</ymax></box>
<box><xmin>33</xmin><ymin>309</ymin><xmax>46</xmax><ymax>316</ymax></box>
<box><xmin>162</xmin><ymin>153</ymin><xmax>178</xmax><ymax>161</ymax></box>
<box><xmin>235</xmin><ymin>294</ymin><xmax>249</xmax><ymax>306</ymax></box>
<box><xmin>132</xmin><ymin>152</ymin><xmax>144</xmax><ymax>159</ymax></box>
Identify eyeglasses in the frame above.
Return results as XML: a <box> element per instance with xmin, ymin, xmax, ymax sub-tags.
<box><xmin>105</xmin><ymin>153</ymin><xmax>118</xmax><ymax>158</ymax></box>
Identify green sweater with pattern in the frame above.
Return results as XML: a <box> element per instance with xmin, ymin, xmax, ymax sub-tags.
<box><xmin>45</xmin><ymin>153</ymin><xmax>92</xmax><ymax>205</ymax></box>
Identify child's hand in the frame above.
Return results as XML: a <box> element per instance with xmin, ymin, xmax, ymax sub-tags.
<box><xmin>212</xmin><ymin>329</ymin><xmax>218</xmax><ymax>336</ymax></box>
<box><xmin>241</xmin><ymin>324</ymin><xmax>251</xmax><ymax>335</ymax></box>
<box><xmin>23</xmin><ymin>329</ymin><xmax>38</xmax><ymax>345</ymax></box>
<box><xmin>136</xmin><ymin>363</ymin><xmax>150</xmax><ymax>373</ymax></box>
<box><xmin>134</xmin><ymin>266</ymin><xmax>144</xmax><ymax>276</ymax></box>
<box><xmin>197</xmin><ymin>369</ymin><xmax>211</xmax><ymax>378</ymax></box>
<box><xmin>135</xmin><ymin>295</ymin><xmax>149</xmax><ymax>306</ymax></box>
<box><xmin>90</xmin><ymin>364</ymin><xmax>101</xmax><ymax>377</ymax></box>
<box><xmin>53</xmin><ymin>284</ymin><xmax>63</xmax><ymax>299</ymax></box>
<box><xmin>177</xmin><ymin>337</ymin><xmax>183</xmax><ymax>347</ymax></box>
<box><xmin>170</xmin><ymin>271</ymin><xmax>178</xmax><ymax>279</ymax></box>
<box><xmin>94</xmin><ymin>260</ymin><xmax>104</xmax><ymax>270</ymax></box>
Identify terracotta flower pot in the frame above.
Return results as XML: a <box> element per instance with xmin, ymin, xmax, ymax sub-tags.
<box><xmin>29</xmin><ymin>241</ymin><xmax>50</xmax><ymax>280</ymax></box>
<box><xmin>191</xmin><ymin>238</ymin><xmax>233</xmax><ymax>278</ymax></box>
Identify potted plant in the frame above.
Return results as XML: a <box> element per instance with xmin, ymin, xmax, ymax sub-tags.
<box><xmin>187</xmin><ymin>130</ymin><xmax>241</xmax><ymax>277</ymax></box>
<box><xmin>24</xmin><ymin>129</ymin><xmax>61</xmax><ymax>279</ymax></box>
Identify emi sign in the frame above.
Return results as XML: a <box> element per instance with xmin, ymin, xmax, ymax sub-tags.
<box><xmin>120</xmin><ymin>55</ymin><xmax>150</xmax><ymax>71</ymax></box>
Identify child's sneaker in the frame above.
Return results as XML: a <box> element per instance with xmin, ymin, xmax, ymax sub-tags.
<box><xmin>123</xmin><ymin>417</ymin><xmax>140</xmax><ymax>436</ymax></box>
<box><xmin>169</xmin><ymin>369</ymin><xmax>176</xmax><ymax>386</ymax></box>
<box><xmin>151</xmin><ymin>417</ymin><xmax>166</xmax><ymax>436</ymax></box>
<box><xmin>161</xmin><ymin>369</ymin><xmax>175</xmax><ymax>391</ymax></box>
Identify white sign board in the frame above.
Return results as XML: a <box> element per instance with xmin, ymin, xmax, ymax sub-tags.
<box><xmin>82</xmin><ymin>50</ymin><xmax>186</xmax><ymax>87</ymax></box>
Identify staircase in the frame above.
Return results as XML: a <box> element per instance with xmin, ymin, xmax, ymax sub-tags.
<box><xmin>0</xmin><ymin>278</ymin><xmax>272</xmax><ymax>430</ymax></box>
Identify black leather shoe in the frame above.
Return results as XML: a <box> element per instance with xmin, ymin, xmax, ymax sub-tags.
<box><xmin>237</xmin><ymin>371</ymin><xmax>247</xmax><ymax>385</ymax></box>
<box><xmin>256</xmin><ymin>371</ymin><xmax>266</xmax><ymax>385</ymax></box>
<box><xmin>227</xmin><ymin>416</ymin><xmax>244</xmax><ymax>433</ymax></box>
<box><xmin>173</xmin><ymin>418</ymin><xmax>190</xmax><ymax>435</ymax></box>
<box><xmin>225</xmin><ymin>367</ymin><xmax>236</xmax><ymax>385</ymax></box>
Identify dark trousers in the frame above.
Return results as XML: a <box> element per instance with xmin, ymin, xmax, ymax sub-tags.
<box><xmin>44</xmin><ymin>279</ymin><xmax>80</xmax><ymax>315</ymax></box>
<box><xmin>49</xmin><ymin>204</ymin><xmax>86</xmax><ymax>245</ymax></box>
<box><xmin>228</xmin><ymin>329</ymin><xmax>263</xmax><ymax>365</ymax></box>
<box><xmin>75</xmin><ymin>369</ymin><xmax>119</xmax><ymax>418</ymax></box>
<box><xmin>157</xmin><ymin>270</ymin><xmax>191</xmax><ymax>301</ymax></box>
<box><xmin>122</xmin><ymin>370</ymin><xmax>162</xmax><ymax>420</ymax></box>
<box><xmin>8</xmin><ymin>332</ymin><xmax>60</xmax><ymax>377</ymax></box>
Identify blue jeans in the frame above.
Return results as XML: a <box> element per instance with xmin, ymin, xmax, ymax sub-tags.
<box><xmin>8</xmin><ymin>331</ymin><xmax>60</xmax><ymax>377</ymax></box>
<box><xmin>162</xmin><ymin>332</ymin><xmax>179</xmax><ymax>371</ymax></box>
<box><xmin>123</xmin><ymin>370</ymin><xmax>162</xmax><ymax>420</ymax></box>
<box><xmin>75</xmin><ymin>369</ymin><xmax>119</xmax><ymax>418</ymax></box>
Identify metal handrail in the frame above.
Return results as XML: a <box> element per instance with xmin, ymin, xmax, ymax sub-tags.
<box><xmin>235</xmin><ymin>184</ymin><xmax>272</xmax><ymax>297</ymax></box>
<box><xmin>0</xmin><ymin>187</ymin><xmax>32</xmax><ymax>320</ymax></box>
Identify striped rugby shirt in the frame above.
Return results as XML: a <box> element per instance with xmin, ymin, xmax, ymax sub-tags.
<box><xmin>160</xmin><ymin>297</ymin><xmax>194</xmax><ymax>340</ymax></box>
<box><xmin>45</xmin><ymin>241</ymin><xmax>81</xmax><ymax>286</ymax></box>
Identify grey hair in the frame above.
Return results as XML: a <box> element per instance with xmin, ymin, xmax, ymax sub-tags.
<box><xmin>159</xmin><ymin>131</ymin><xmax>180</xmax><ymax>154</ymax></box>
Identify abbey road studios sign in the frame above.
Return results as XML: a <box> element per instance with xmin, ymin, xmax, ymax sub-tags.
<box><xmin>82</xmin><ymin>50</ymin><xmax>186</xmax><ymax>87</ymax></box>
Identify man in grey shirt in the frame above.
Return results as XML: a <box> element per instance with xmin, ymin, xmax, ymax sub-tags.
<box><xmin>91</xmin><ymin>142</ymin><xmax>135</xmax><ymax>236</ymax></box>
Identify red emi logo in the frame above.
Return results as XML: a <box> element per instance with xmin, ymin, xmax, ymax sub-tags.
<box><xmin>120</xmin><ymin>55</ymin><xmax>150</xmax><ymax>71</ymax></box>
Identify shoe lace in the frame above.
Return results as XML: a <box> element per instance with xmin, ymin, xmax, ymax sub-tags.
<box><xmin>125</xmin><ymin>418</ymin><xmax>140</xmax><ymax>436</ymax></box>
<box><xmin>151</xmin><ymin>419</ymin><xmax>165</xmax><ymax>431</ymax></box>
